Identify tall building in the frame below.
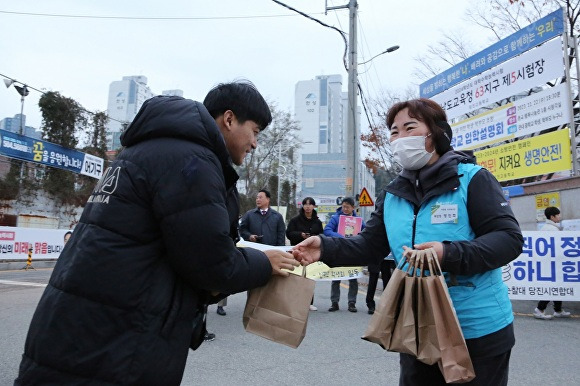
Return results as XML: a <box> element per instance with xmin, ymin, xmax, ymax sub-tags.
<box><xmin>0</xmin><ymin>114</ymin><xmax>41</xmax><ymax>139</ymax></box>
<box><xmin>105</xmin><ymin>76</ymin><xmax>154</xmax><ymax>150</ymax></box>
<box><xmin>294</xmin><ymin>74</ymin><xmax>347</xmax><ymax>154</ymax></box>
<box><xmin>294</xmin><ymin>74</ymin><xmax>375</xmax><ymax>220</ymax></box>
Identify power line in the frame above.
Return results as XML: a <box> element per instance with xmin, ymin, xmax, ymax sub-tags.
<box><xmin>0</xmin><ymin>9</ymin><xmax>324</xmax><ymax>21</ymax></box>
<box><xmin>271</xmin><ymin>0</ymin><xmax>348</xmax><ymax>71</ymax></box>
<box><xmin>0</xmin><ymin>72</ymin><xmax>128</xmax><ymax>125</ymax></box>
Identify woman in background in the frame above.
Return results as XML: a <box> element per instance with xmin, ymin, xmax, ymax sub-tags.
<box><xmin>286</xmin><ymin>197</ymin><xmax>323</xmax><ymax>311</ymax></box>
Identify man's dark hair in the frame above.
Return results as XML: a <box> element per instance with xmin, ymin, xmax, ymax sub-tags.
<box><xmin>386</xmin><ymin>98</ymin><xmax>452</xmax><ymax>155</ymax></box>
<box><xmin>203</xmin><ymin>80</ymin><xmax>272</xmax><ymax>130</ymax></box>
<box><xmin>259</xmin><ymin>189</ymin><xmax>271</xmax><ymax>199</ymax></box>
<box><xmin>342</xmin><ymin>197</ymin><xmax>355</xmax><ymax>206</ymax></box>
<box><xmin>544</xmin><ymin>206</ymin><xmax>560</xmax><ymax>219</ymax></box>
<box><xmin>302</xmin><ymin>196</ymin><xmax>316</xmax><ymax>206</ymax></box>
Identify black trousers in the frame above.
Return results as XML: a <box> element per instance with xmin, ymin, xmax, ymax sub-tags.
<box><xmin>537</xmin><ymin>300</ymin><xmax>563</xmax><ymax>312</ymax></box>
<box><xmin>366</xmin><ymin>259</ymin><xmax>396</xmax><ymax>307</ymax></box>
<box><xmin>399</xmin><ymin>350</ymin><xmax>511</xmax><ymax>386</ymax></box>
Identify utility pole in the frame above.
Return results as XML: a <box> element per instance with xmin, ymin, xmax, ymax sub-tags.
<box><xmin>327</xmin><ymin>0</ymin><xmax>358</xmax><ymax>200</ymax></box>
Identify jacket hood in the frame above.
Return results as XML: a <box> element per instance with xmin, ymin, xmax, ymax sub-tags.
<box><xmin>121</xmin><ymin>96</ymin><xmax>231</xmax><ymax>166</ymax></box>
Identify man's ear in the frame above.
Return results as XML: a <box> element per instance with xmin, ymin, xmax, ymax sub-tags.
<box><xmin>223</xmin><ymin>110</ymin><xmax>235</xmax><ymax>130</ymax></box>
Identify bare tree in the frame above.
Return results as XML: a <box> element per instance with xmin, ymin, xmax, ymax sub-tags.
<box><xmin>236</xmin><ymin>102</ymin><xmax>302</xmax><ymax>213</ymax></box>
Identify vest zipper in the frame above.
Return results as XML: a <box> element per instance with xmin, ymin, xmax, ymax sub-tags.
<box><xmin>411</xmin><ymin>205</ymin><xmax>419</xmax><ymax>247</ymax></box>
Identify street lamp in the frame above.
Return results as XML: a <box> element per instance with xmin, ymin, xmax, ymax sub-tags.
<box><xmin>3</xmin><ymin>78</ymin><xmax>29</xmax><ymax>135</ymax></box>
<box><xmin>358</xmin><ymin>45</ymin><xmax>400</xmax><ymax>66</ymax></box>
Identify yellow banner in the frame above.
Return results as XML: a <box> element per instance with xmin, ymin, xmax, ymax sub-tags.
<box><xmin>535</xmin><ymin>192</ymin><xmax>561</xmax><ymax>222</ymax></box>
<box><xmin>474</xmin><ymin>129</ymin><xmax>572</xmax><ymax>182</ymax></box>
<box><xmin>289</xmin><ymin>262</ymin><xmax>364</xmax><ymax>281</ymax></box>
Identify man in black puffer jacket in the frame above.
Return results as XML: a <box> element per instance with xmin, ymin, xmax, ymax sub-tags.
<box><xmin>15</xmin><ymin>81</ymin><xmax>299</xmax><ymax>386</ymax></box>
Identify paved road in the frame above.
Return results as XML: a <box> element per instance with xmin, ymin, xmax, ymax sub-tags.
<box><xmin>1</xmin><ymin>269</ymin><xmax>579</xmax><ymax>385</ymax></box>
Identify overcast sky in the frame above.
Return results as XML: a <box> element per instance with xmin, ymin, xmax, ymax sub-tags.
<box><xmin>0</xmin><ymin>0</ymin><xmax>485</xmax><ymax>132</ymax></box>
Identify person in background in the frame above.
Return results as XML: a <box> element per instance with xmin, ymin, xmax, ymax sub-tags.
<box><xmin>240</xmin><ymin>189</ymin><xmax>286</xmax><ymax>246</ymax></box>
<box><xmin>324</xmin><ymin>197</ymin><xmax>365</xmax><ymax>313</ymax></box>
<box><xmin>293</xmin><ymin>98</ymin><xmax>523</xmax><ymax>386</ymax></box>
<box><xmin>15</xmin><ymin>81</ymin><xmax>299</xmax><ymax>386</ymax></box>
<box><xmin>286</xmin><ymin>197</ymin><xmax>323</xmax><ymax>311</ymax></box>
<box><xmin>533</xmin><ymin>206</ymin><xmax>571</xmax><ymax>320</ymax></box>
<box><xmin>366</xmin><ymin>255</ymin><xmax>396</xmax><ymax>314</ymax></box>
<box><xmin>63</xmin><ymin>231</ymin><xmax>72</xmax><ymax>245</ymax></box>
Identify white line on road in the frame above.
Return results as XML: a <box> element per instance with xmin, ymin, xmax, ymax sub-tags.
<box><xmin>0</xmin><ymin>280</ymin><xmax>47</xmax><ymax>288</ymax></box>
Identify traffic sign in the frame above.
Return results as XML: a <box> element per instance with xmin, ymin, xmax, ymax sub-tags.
<box><xmin>358</xmin><ymin>187</ymin><xmax>374</xmax><ymax>206</ymax></box>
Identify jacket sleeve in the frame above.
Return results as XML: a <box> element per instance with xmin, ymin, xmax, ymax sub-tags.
<box><xmin>441</xmin><ymin>168</ymin><xmax>524</xmax><ymax>275</ymax></box>
<box><xmin>285</xmin><ymin>217</ymin><xmax>303</xmax><ymax>246</ymax></box>
<box><xmin>320</xmin><ymin>193</ymin><xmax>390</xmax><ymax>268</ymax></box>
<box><xmin>239</xmin><ymin>211</ymin><xmax>252</xmax><ymax>241</ymax></box>
<box><xmin>323</xmin><ymin>215</ymin><xmax>343</xmax><ymax>237</ymax></box>
<box><xmin>277</xmin><ymin>214</ymin><xmax>286</xmax><ymax>245</ymax></box>
<box><xmin>152</xmin><ymin>150</ymin><xmax>272</xmax><ymax>294</ymax></box>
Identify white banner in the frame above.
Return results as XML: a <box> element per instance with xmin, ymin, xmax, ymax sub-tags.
<box><xmin>504</xmin><ymin>231</ymin><xmax>580</xmax><ymax>300</ymax></box>
<box><xmin>451</xmin><ymin>82</ymin><xmax>572</xmax><ymax>150</ymax></box>
<box><xmin>0</xmin><ymin>227</ymin><xmax>70</xmax><ymax>260</ymax></box>
<box><xmin>432</xmin><ymin>38</ymin><xmax>565</xmax><ymax>120</ymax></box>
<box><xmin>81</xmin><ymin>153</ymin><xmax>105</xmax><ymax>179</ymax></box>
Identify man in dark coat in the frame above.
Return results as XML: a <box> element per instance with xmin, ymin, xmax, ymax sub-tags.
<box><xmin>15</xmin><ymin>81</ymin><xmax>299</xmax><ymax>386</ymax></box>
<box><xmin>240</xmin><ymin>189</ymin><xmax>286</xmax><ymax>246</ymax></box>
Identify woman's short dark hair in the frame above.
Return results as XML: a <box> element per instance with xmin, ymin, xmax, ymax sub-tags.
<box><xmin>302</xmin><ymin>197</ymin><xmax>316</xmax><ymax>206</ymax></box>
<box><xmin>386</xmin><ymin>98</ymin><xmax>453</xmax><ymax>155</ymax></box>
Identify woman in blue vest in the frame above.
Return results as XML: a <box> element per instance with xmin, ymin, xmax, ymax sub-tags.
<box><xmin>292</xmin><ymin>98</ymin><xmax>523</xmax><ymax>386</ymax></box>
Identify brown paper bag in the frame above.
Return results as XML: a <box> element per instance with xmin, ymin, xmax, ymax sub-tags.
<box><xmin>389</xmin><ymin>251</ymin><xmax>419</xmax><ymax>356</ymax></box>
<box><xmin>243</xmin><ymin>267</ymin><xmax>315</xmax><ymax>348</ymax></box>
<box><xmin>416</xmin><ymin>251</ymin><xmax>440</xmax><ymax>365</ymax></box>
<box><xmin>426</xmin><ymin>249</ymin><xmax>476</xmax><ymax>383</ymax></box>
<box><xmin>361</xmin><ymin>256</ymin><xmax>408</xmax><ymax>349</ymax></box>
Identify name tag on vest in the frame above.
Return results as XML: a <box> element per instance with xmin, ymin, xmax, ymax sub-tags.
<box><xmin>431</xmin><ymin>204</ymin><xmax>458</xmax><ymax>224</ymax></box>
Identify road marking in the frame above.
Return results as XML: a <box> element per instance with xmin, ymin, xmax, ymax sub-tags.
<box><xmin>0</xmin><ymin>279</ymin><xmax>47</xmax><ymax>288</ymax></box>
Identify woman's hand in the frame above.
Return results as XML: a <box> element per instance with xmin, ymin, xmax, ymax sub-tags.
<box><xmin>403</xmin><ymin>241</ymin><xmax>444</xmax><ymax>263</ymax></box>
<box><xmin>292</xmin><ymin>236</ymin><xmax>321</xmax><ymax>265</ymax></box>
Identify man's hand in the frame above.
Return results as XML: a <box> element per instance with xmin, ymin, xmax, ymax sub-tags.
<box><xmin>264</xmin><ymin>250</ymin><xmax>299</xmax><ymax>277</ymax></box>
<box><xmin>292</xmin><ymin>236</ymin><xmax>321</xmax><ymax>265</ymax></box>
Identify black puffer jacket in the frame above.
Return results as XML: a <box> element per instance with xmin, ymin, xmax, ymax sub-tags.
<box><xmin>16</xmin><ymin>96</ymin><xmax>272</xmax><ymax>385</ymax></box>
<box><xmin>285</xmin><ymin>209</ymin><xmax>323</xmax><ymax>246</ymax></box>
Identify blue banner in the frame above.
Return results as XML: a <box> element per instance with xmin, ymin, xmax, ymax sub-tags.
<box><xmin>0</xmin><ymin>129</ymin><xmax>104</xmax><ymax>179</ymax></box>
<box><xmin>420</xmin><ymin>8</ymin><xmax>565</xmax><ymax>98</ymax></box>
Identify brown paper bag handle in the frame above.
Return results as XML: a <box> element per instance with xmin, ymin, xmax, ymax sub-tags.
<box><xmin>302</xmin><ymin>265</ymin><xmax>307</xmax><ymax>278</ymax></box>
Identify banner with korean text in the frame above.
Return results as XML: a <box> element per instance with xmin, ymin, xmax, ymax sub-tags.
<box><xmin>421</xmin><ymin>8</ymin><xmax>564</xmax><ymax>98</ymax></box>
<box><xmin>0</xmin><ymin>227</ymin><xmax>69</xmax><ymax>260</ymax></box>
<box><xmin>431</xmin><ymin>38</ymin><xmax>565</xmax><ymax>120</ymax></box>
<box><xmin>237</xmin><ymin>240</ymin><xmax>363</xmax><ymax>281</ymax></box>
<box><xmin>451</xmin><ymin>82</ymin><xmax>571</xmax><ymax>150</ymax></box>
<box><xmin>0</xmin><ymin>129</ymin><xmax>104</xmax><ymax>179</ymax></box>
<box><xmin>474</xmin><ymin>128</ymin><xmax>571</xmax><ymax>182</ymax></box>
<box><xmin>504</xmin><ymin>231</ymin><xmax>580</xmax><ymax>300</ymax></box>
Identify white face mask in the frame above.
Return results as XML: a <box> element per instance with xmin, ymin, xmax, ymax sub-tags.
<box><xmin>391</xmin><ymin>134</ymin><xmax>434</xmax><ymax>170</ymax></box>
